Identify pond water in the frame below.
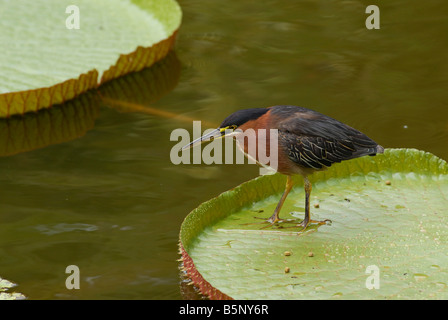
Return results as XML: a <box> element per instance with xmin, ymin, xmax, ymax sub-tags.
<box><xmin>0</xmin><ymin>0</ymin><xmax>447</xmax><ymax>299</ymax></box>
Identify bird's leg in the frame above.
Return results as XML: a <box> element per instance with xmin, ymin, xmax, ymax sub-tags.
<box><xmin>245</xmin><ymin>176</ymin><xmax>297</xmax><ymax>227</ymax></box>
<box><xmin>297</xmin><ymin>177</ymin><xmax>331</xmax><ymax>231</ymax></box>
<box><xmin>265</xmin><ymin>175</ymin><xmax>294</xmax><ymax>224</ymax></box>
<box><xmin>246</xmin><ymin>176</ymin><xmax>331</xmax><ymax>230</ymax></box>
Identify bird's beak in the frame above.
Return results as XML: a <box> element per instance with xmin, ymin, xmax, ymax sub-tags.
<box><xmin>181</xmin><ymin>128</ymin><xmax>224</xmax><ymax>151</ymax></box>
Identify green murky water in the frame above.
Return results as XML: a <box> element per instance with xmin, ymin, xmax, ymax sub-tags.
<box><xmin>1</xmin><ymin>0</ymin><xmax>447</xmax><ymax>299</ymax></box>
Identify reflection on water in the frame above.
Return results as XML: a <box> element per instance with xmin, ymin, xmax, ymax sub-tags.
<box><xmin>0</xmin><ymin>0</ymin><xmax>447</xmax><ymax>299</ymax></box>
<box><xmin>99</xmin><ymin>51</ymin><xmax>181</xmax><ymax>111</ymax></box>
<box><xmin>35</xmin><ymin>223</ymin><xmax>99</xmax><ymax>236</ymax></box>
<box><xmin>0</xmin><ymin>91</ymin><xmax>100</xmax><ymax>158</ymax></box>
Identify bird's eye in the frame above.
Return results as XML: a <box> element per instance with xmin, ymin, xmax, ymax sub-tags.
<box><xmin>230</xmin><ymin>125</ymin><xmax>237</xmax><ymax>130</ymax></box>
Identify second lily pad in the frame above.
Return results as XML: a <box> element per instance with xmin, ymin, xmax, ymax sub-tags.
<box><xmin>0</xmin><ymin>0</ymin><xmax>182</xmax><ymax>117</ymax></box>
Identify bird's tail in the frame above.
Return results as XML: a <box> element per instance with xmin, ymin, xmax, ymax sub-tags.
<box><xmin>365</xmin><ymin>144</ymin><xmax>384</xmax><ymax>157</ymax></box>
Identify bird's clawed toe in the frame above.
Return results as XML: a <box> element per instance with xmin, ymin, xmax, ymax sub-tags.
<box><xmin>297</xmin><ymin>218</ymin><xmax>332</xmax><ymax>228</ymax></box>
<box><xmin>311</xmin><ymin>218</ymin><xmax>332</xmax><ymax>225</ymax></box>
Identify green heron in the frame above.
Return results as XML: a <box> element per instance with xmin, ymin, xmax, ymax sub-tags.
<box><xmin>183</xmin><ymin>105</ymin><xmax>384</xmax><ymax>231</ymax></box>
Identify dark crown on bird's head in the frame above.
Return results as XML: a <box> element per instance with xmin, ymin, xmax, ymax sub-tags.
<box><xmin>219</xmin><ymin>108</ymin><xmax>269</xmax><ymax>129</ymax></box>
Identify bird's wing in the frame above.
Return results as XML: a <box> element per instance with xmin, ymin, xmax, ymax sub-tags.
<box><xmin>277</xmin><ymin>111</ymin><xmax>380</xmax><ymax>169</ymax></box>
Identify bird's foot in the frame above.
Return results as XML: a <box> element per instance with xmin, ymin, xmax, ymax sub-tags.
<box><xmin>261</xmin><ymin>217</ymin><xmax>299</xmax><ymax>229</ymax></box>
<box><xmin>242</xmin><ymin>213</ymin><xmax>331</xmax><ymax>231</ymax></box>
<box><xmin>278</xmin><ymin>218</ymin><xmax>332</xmax><ymax>232</ymax></box>
<box><xmin>242</xmin><ymin>216</ymin><xmax>300</xmax><ymax>229</ymax></box>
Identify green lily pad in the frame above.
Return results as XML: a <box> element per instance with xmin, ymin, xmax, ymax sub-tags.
<box><xmin>179</xmin><ymin>149</ymin><xmax>448</xmax><ymax>299</ymax></box>
<box><xmin>0</xmin><ymin>0</ymin><xmax>181</xmax><ymax>117</ymax></box>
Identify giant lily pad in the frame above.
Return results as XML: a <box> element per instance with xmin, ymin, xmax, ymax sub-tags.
<box><xmin>179</xmin><ymin>149</ymin><xmax>448</xmax><ymax>299</ymax></box>
<box><xmin>0</xmin><ymin>0</ymin><xmax>181</xmax><ymax>117</ymax></box>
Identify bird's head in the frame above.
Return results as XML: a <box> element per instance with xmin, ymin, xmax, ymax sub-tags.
<box><xmin>182</xmin><ymin>107</ymin><xmax>269</xmax><ymax>150</ymax></box>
